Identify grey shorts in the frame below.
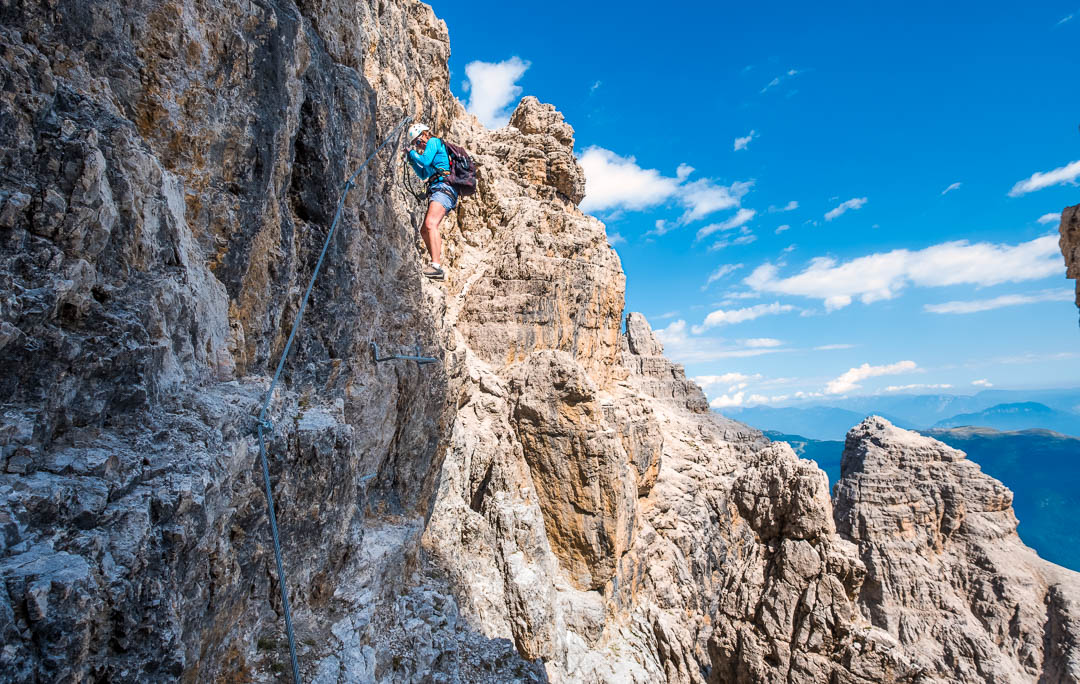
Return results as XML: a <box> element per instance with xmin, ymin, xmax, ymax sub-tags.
<box><xmin>428</xmin><ymin>182</ymin><xmax>458</xmax><ymax>211</ymax></box>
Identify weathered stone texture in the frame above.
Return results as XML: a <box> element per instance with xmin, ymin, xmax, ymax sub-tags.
<box><xmin>2</xmin><ymin>0</ymin><xmax>1078</xmax><ymax>682</ymax></box>
<box><xmin>1061</xmin><ymin>204</ymin><xmax>1080</xmax><ymax>320</ymax></box>
<box><xmin>834</xmin><ymin>416</ymin><xmax>1080</xmax><ymax>682</ymax></box>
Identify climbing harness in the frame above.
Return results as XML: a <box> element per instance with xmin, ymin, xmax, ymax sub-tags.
<box><xmin>254</xmin><ymin>114</ymin><xmax>412</xmax><ymax>684</ymax></box>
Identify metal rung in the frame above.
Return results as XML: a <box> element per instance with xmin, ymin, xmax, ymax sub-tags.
<box><xmin>370</xmin><ymin>342</ymin><xmax>437</xmax><ymax>365</ymax></box>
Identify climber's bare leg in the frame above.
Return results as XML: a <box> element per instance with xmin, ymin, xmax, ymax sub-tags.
<box><xmin>421</xmin><ymin>200</ymin><xmax>446</xmax><ymax>264</ymax></box>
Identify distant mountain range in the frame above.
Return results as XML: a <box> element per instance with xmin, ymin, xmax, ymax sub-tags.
<box><xmin>931</xmin><ymin>402</ymin><xmax>1080</xmax><ymax>434</ymax></box>
<box><xmin>724</xmin><ymin>388</ymin><xmax>1080</xmax><ymax>440</ymax></box>
<box><xmin>765</xmin><ymin>427</ymin><xmax>1080</xmax><ymax>572</ymax></box>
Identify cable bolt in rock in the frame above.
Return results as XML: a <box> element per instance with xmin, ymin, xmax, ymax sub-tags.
<box><xmin>370</xmin><ymin>341</ymin><xmax>437</xmax><ymax>365</ymax></box>
<box><xmin>254</xmin><ymin>114</ymin><xmax>412</xmax><ymax>684</ymax></box>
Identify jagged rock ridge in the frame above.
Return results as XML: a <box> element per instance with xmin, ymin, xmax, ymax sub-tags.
<box><xmin>1061</xmin><ymin>204</ymin><xmax>1080</xmax><ymax>322</ymax></box>
<box><xmin>1</xmin><ymin>1</ymin><xmax>1078</xmax><ymax>682</ymax></box>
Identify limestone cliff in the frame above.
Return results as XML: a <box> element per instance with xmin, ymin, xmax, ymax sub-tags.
<box><xmin>1</xmin><ymin>1</ymin><xmax>1078</xmax><ymax>683</ymax></box>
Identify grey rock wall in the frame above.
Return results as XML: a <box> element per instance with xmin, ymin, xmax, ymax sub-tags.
<box><xmin>2</xmin><ymin>1</ymin><xmax>1078</xmax><ymax>682</ymax></box>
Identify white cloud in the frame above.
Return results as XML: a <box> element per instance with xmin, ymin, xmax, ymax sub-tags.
<box><xmin>775</xmin><ymin>224</ymin><xmax>791</xmax><ymax>234</ymax></box>
<box><xmin>769</xmin><ymin>200</ymin><xmax>799</xmax><ymax>212</ymax></box>
<box><xmin>743</xmin><ymin>338</ymin><xmax>783</xmax><ymax>348</ymax></box>
<box><xmin>694</xmin><ymin>302</ymin><xmax>795</xmax><ymax>332</ymax></box>
<box><xmin>607</xmin><ymin>232</ymin><xmax>626</xmax><ymax>245</ymax></box>
<box><xmin>734</xmin><ymin>130</ymin><xmax>758</xmax><ymax>151</ymax></box>
<box><xmin>883</xmin><ymin>383</ymin><xmax>952</xmax><ymax>393</ymax></box>
<box><xmin>655</xmin><ymin>310</ymin><xmax>679</xmax><ymax>320</ymax></box>
<box><xmin>590</xmin><ymin>80</ymin><xmax>602</xmax><ymax>93</ymax></box>
<box><xmin>972</xmin><ymin>379</ymin><xmax>993</xmax><ymax>387</ymax></box>
<box><xmin>782</xmin><ymin>244</ymin><xmax>796</xmax><ymax>253</ymax></box>
<box><xmin>679</xmin><ymin>178</ymin><xmax>754</xmax><ymax>223</ymax></box>
<box><xmin>463</xmin><ymin>57</ymin><xmax>530</xmax><ymax>128</ymax></box>
<box><xmin>744</xmin><ymin>235</ymin><xmax>1064</xmax><ymax>310</ymax></box>
<box><xmin>710</xmin><ymin>393</ymin><xmax>745</xmax><ymax>408</ymax></box>
<box><xmin>697</xmin><ymin>208</ymin><xmax>756</xmax><ymax>240</ymax></box>
<box><xmin>1038</xmin><ymin>212</ymin><xmax>1062</xmax><ymax>225</ymax></box>
<box><xmin>824</xmin><ymin>197</ymin><xmax>868</xmax><ymax>221</ymax></box>
<box><xmin>578</xmin><ymin>147</ymin><xmax>680</xmax><ymax>212</ymax></box>
<box><xmin>702</xmin><ymin>263</ymin><xmax>743</xmax><ymax>290</ymax></box>
<box><xmin>815</xmin><ymin>343</ymin><xmax>854</xmax><ymax>350</ymax></box>
<box><xmin>578</xmin><ymin>148</ymin><xmax>752</xmax><ymax>222</ymax></box>
<box><xmin>1008</xmin><ymin>159</ymin><xmax>1080</xmax><ymax>196</ymax></box>
<box><xmin>1057</xmin><ymin>12</ymin><xmax>1074</xmax><ymax>25</ymax></box>
<box><xmin>825</xmin><ymin>360</ymin><xmax>919</xmax><ymax>395</ymax></box>
<box><xmin>924</xmin><ymin>288</ymin><xmax>1072</xmax><ymax>314</ymax></box>
<box><xmin>694</xmin><ymin>372</ymin><xmax>762</xmax><ymax>391</ymax></box>
<box><xmin>941</xmin><ymin>182</ymin><xmax>962</xmax><ymax>195</ymax></box>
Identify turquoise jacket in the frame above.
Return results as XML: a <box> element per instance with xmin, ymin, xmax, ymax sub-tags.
<box><xmin>408</xmin><ymin>137</ymin><xmax>450</xmax><ymax>181</ymax></box>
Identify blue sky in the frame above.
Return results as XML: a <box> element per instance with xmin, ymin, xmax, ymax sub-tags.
<box><xmin>432</xmin><ymin>1</ymin><xmax>1080</xmax><ymax>407</ymax></box>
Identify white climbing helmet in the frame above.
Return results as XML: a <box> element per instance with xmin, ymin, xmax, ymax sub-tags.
<box><xmin>407</xmin><ymin>123</ymin><xmax>430</xmax><ymax>142</ymax></box>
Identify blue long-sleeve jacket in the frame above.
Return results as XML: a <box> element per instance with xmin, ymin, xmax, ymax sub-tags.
<box><xmin>408</xmin><ymin>137</ymin><xmax>450</xmax><ymax>181</ymax></box>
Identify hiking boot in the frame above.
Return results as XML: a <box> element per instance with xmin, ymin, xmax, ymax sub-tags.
<box><xmin>423</xmin><ymin>264</ymin><xmax>445</xmax><ymax>281</ymax></box>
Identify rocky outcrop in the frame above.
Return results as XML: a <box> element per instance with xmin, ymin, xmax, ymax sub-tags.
<box><xmin>835</xmin><ymin>416</ymin><xmax>1080</xmax><ymax>682</ymax></box>
<box><xmin>1061</xmin><ymin>204</ymin><xmax>1080</xmax><ymax>321</ymax></box>
<box><xmin>2</xmin><ymin>0</ymin><xmax>1078</xmax><ymax>682</ymax></box>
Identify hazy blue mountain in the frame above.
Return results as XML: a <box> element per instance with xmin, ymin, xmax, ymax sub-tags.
<box><xmin>765</xmin><ymin>427</ymin><xmax>1080</xmax><ymax>572</ymax></box>
<box><xmin>722</xmin><ymin>406</ymin><xmax>915</xmax><ymax>441</ymax></box>
<box><xmin>764</xmin><ymin>430</ymin><xmax>844</xmax><ymax>483</ymax></box>
<box><xmin>932</xmin><ymin>402</ymin><xmax>1080</xmax><ymax>435</ymax></box>
<box><xmin>729</xmin><ymin>389</ymin><xmax>1080</xmax><ymax>439</ymax></box>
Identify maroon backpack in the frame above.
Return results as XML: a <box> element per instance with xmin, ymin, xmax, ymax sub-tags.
<box><xmin>443</xmin><ymin>141</ymin><xmax>478</xmax><ymax>196</ymax></box>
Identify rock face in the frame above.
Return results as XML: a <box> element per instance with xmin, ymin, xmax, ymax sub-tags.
<box><xmin>1061</xmin><ymin>204</ymin><xmax>1080</xmax><ymax>321</ymax></box>
<box><xmin>834</xmin><ymin>416</ymin><xmax>1080</xmax><ymax>682</ymax></box>
<box><xmin>2</xmin><ymin>0</ymin><xmax>1078</xmax><ymax>682</ymax></box>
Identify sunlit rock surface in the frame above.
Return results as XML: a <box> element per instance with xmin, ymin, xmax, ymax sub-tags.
<box><xmin>1</xmin><ymin>1</ymin><xmax>1077</xmax><ymax>682</ymax></box>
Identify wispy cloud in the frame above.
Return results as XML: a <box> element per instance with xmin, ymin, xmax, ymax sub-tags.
<box><xmin>694</xmin><ymin>372</ymin><xmax>763</xmax><ymax>390</ymax></box>
<box><xmin>709</xmin><ymin>231</ymin><xmax>758</xmax><ymax>251</ymax></box>
<box><xmin>1008</xmin><ymin>159</ymin><xmax>1080</xmax><ymax>196</ymax></box>
<box><xmin>815</xmin><ymin>343</ymin><xmax>854</xmax><ymax>350</ymax></box>
<box><xmin>761</xmin><ymin>68</ymin><xmax>801</xmax><ymax>94</ymax></box>
<box><xmin>1038</xmin><ymin>212</ymin><xmax>1062</xmax><ymax>225</ymax></box>
<box><xmin>1057</xmin><ymin>12</ymin><xmax>1074</xmax><ymax>25</ymax></box>
<box><xmin>463</xmin><ymin>57</ymin><xmax>530</xmax><ymax>128</ymax></box>
<box><xmin>702</xmin><ymin>263</ymin><xmax>743</xmax><ymax>290</ymax></box>
<box><xmin>924</xmin><ymin>288</ymin><xmax>1073</xmax><ymax>314</ymax></box>
<box><xmin>589</xmin><ymin>80</ymin><xmax>602</xmax><ymax>93</ymax></box>
<box><xmin>697</xmin><ymin>208</ymin><xmax>756</xmax><ymax>240</ymax></box>
<box><xmin>734</xmin><ymin>130</ymin><xmax>758</xmax><ymax>151</ymax></box>
<box><xmin>744</xmin><ymin>235</ymin><xmax>1064</xmax><ymax>310</ymax></box>
<box><xmin>941</xmin><ymin>182</ymin><xmax>962</xmax><ymax>195</ymax></box>
<box><xmin>775</xmin><ymin>224</ymin><xmax>791</xmax><ymax>234</ymax></box>
<box><xmin>607</xmin><ymin>232</ymin><xmax>626</xmax><ymax>245</ymax></box>
<box><xmin>769</xmin><ymin>201</ymin><xmax>799</xmax><ymax>213</ymax></box>
<box><xmin>679</xmin><ymin>178</ymin><xmax>754</xmax><ymax>223</ymax></box>
<box><xmin>693</xmin><ymin>302</ymin><xmax>795</xmax><ymax>332</ymax></box>
<box><xmin>972</xmin><ymin>378</ymin><xmax>993</xmax><ymax>387</ymax></box>
<box><xmin>743</xmin><ymin>338</ymin><xmax>783</xmax><ymax>348</ymax></box>
<box><xmin>655</xmin><ymin>320</ymin><xmax>793</xmax><ymax>363</ymax></box>
<box><xmin>883</xmin><ymin>383</ymin><xmax>952</xmax><ymax>393</ymax></box>
<box><xmin>824</xmin><ymin>197</ymin><xmax>868</xmax><ymax>221</ymax></box>
<box><xmin>826</xmin><ymin>360</ymin><xmax>919</xmax><ymax>395</ymax></box>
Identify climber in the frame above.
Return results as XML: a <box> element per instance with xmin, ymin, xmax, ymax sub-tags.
<box><xmin>405</xmin><ymin>123</ymin><xmax>455</xmax><ymax>281</ymax></box>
